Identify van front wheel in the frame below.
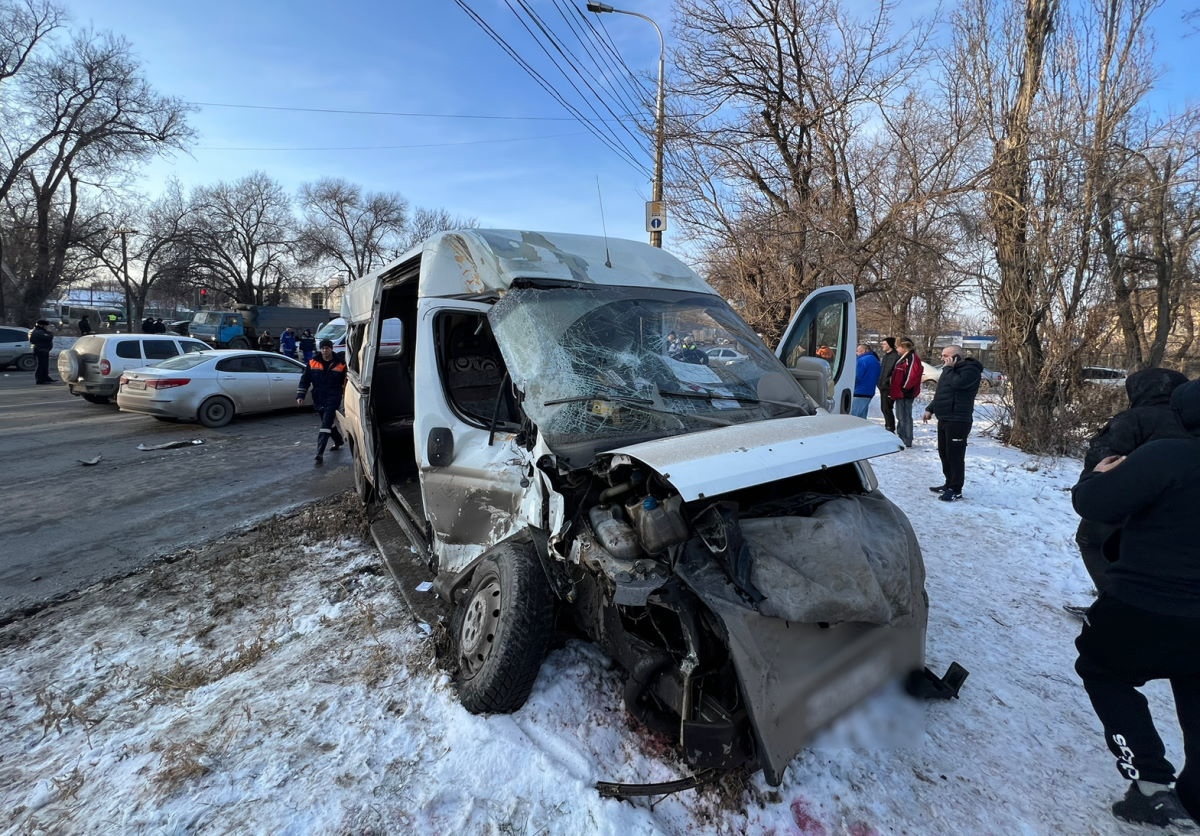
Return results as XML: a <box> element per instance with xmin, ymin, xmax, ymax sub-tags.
<box><xmin>452</xmin><ymin>544</ymin><xmax>553</xmax><ymax>714</ymax></box>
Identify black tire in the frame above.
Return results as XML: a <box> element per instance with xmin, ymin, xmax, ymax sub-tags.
<box><xmin>352</xmin><ymin>444</ymin><xmax>374</xmax><ymax>503</ymax></box>
<box><xmin>81</xmin><ymin>394</ymin><xmax>110</xmax><ymax>404</ymax></box>
<box><xmin>452</xmin><ymin>544</ymin><xmax>554</xmax><ymax>714</ymax></box>
<box><xmin>229</xmin><ymin>337</ymin><xmax>249</xmax><ymax>349</ymax></box>
<box><xmin>16</xmin><ymin>353</ymin><xmax>36</xmax><ymax>372</ymax></box>
<box><xmin>198</xmin><ymin>395</ymin><xmax>234</xmax><ymax>427</ymax></box>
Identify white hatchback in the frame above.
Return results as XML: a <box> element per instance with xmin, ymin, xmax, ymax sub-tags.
<box><xmin>58</xmin><ymin>334</ymin><xmax>210</xmax><ymax>403</ymax></box>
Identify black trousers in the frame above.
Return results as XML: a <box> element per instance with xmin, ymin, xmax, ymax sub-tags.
<box><xmin>878</xmin><ymin>389</ymin><xmax>896</xmax><ymax>432</ymax></box>
<box><xmin>315</xmin><ymin>403</ymin><xmax>344</xmax><ymax>454</ymax></box>
<box><xmin>34</xmin><ymin>348</ymin><xmax>51</xmax><ymax>382</ymax></box>
<box><xmin>936</xmin><ymin>418</ymin><xmax>971</xmax><ymax>491</ymax></box>
<box><xmin>1075</xmin><ymin>519</ymin><xmax>1118</xmax><ymax>590</ymax></box>
<box><xmin>1075</xmin><ymin>594</ymin><xmax>1200</xmax><ymax>819</ymax></box>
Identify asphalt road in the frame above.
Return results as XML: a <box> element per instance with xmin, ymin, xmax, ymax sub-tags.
<box><xmin>0</xmin><ymin>368</ymin><xmax>352</xmax><ymax>624</ymax></box>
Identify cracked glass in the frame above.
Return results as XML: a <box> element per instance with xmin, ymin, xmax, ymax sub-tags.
<box><xmin>489</xmin><ymin>285</ymin><xmax>814</xmax><ymax>462</ymax></box>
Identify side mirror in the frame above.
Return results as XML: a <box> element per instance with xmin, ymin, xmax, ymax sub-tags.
<box><xmin>427</xmin><ymin>427</ymin><xmax>453</xmax><ymax>467</ymax></box>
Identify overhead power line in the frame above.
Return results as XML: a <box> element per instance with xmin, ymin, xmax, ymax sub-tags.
<box><xmin>185</xmin><ymin>100</ymin><xmax>633</xmax><ymax>122</ymax></box>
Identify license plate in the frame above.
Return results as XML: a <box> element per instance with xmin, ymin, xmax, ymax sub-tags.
<box><xmin>126</xmin><ymin>379</ymin><xmax>146</xmax><ymax>390</ymax></box>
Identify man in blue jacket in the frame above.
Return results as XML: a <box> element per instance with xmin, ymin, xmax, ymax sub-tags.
<box><xmin>296</xmin><ymin>339</ymin><xmax>347</xmax><ymax>465</ymax></box>
<box><xmin>851</xmin><ymin>344</ymin><xmax>881</xmax><ymax>419</ymax></box>
<box><xmin>1071</xmin><ymin>377</ymin><xmax>1200</xmax><ymax>830</ymax></box>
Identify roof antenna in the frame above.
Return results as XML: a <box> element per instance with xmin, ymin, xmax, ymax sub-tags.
<box><xmin>596</xmin><ymin>176</ymin><xmax>612</xmax><ymax>268</ymax></box>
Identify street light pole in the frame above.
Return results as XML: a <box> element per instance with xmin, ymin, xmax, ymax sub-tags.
<box><xmin>586</xmin><ymin>2</ymin><xmax>666</xmax><ymax>248</ymax></box>
<box><xmin>111</xmin><ymin>227</ymin><xmax>138</xmax><ymax>332</ymax></box>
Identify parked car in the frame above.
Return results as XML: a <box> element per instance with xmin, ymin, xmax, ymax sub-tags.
<box><xmin>705</xmin><ymin>346</ymin><xmax>750</xmax><ymax>366</ymax></box>
<box><xmin>979</xmin><ymin>368</ymin><xmax>1006</xmax><ymax>391</ymax></box>
<box><xmin>922</xmin><ymin>363</ymin><xmax>943</xmax><ymax>389</ymax></box>
<box><xmin>338</xmin><ymin>229</ymin><xmax>937</xmax><ymax>787</ymax></box>
<box><xmin>117</xmin><ymin>350</ymin><xmax>312</xmax><ymax>427</ymax></box>
<box><xmin>923</xmin><ymin>362</ymin><xmax>1005</xmax><ymax>392</ymax></box>
<box><xmin>0</xmin><ymin>325</ymin><xmax>37</xmax><ymax>372</ymax></box>
<box><xmin>1081</xmin><ymin>366</ymin><xmax>1127</xmax><ymax>387</ymax></box>
<box><xmin>57</xmin><ymin>334</ymin><xmax>209</xmax><ymax>404</ymax></box>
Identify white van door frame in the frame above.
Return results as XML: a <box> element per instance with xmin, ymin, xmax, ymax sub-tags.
<box><xmin>775</xmin><ymin>285</ymin><xmax>857</xmax><ymax>414</ymax></box>
<box><xmin>414</xmin><ymin>298</ymin><xmax>531</xmax><ymax>573</ymax></box>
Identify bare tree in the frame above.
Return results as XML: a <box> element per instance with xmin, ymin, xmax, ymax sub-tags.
<box><xmin>295</xmin><ymin>178</ymin><xmax>409</xmax><ymax>289</ymax></box>
<box><xmin>0</xmin><ymin>0</ymin><xmax>61</xmax><ymax>84</ymax></box>
<box><xmin>83</xmin><ymin>181</ymin><xmax>192</xmax><ymax>326</ymax></box>
<box><xmin>665</xmin><ymin>0</ymin><xmax>974</xmax><ymax>344</ymax></box>
<box><xmin>180</xmin><ymin>172</ymin><xmax>296</xmax><ymax>306</ymax></box>
<box><xmin>0</xmin><ymin>26</ymin><xmax>191</xmax><ymax>323</ymax></box>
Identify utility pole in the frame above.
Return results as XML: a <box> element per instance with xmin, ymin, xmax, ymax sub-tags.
<box><xmin>110</xmin><ymin>227</ymin><xmax>138</xmax><ymax>331</ymax></box>
<box><xmin>586</xmin><ymin>2</ymin><xmax>666</xmax><ymax>247</ymax></box>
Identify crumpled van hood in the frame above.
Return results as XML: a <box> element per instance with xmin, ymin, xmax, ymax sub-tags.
<box><xmin>606</xmin><ymin>415</ymin><xmax>903</xmax><ymax>501</ymax></box>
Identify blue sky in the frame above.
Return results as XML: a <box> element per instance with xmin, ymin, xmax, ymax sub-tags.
<box><xmin>62</xmin><ymin>0</ymin><xmax>674</xmax><ymax>246</ymax></box>
<box><xmin>61</xmin><ymin>0</ymin><xmax>1199</xmax><ymax>253</ymax></box>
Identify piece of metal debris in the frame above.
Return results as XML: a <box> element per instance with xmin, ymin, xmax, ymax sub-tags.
<box><xmin>136</xmin><ymin>439</ymin><xmax>206</xmax><ymax>451</ymax></box>
<box><xmin>78</xmin><ymin>455</ymin><xmax>103</xmax><ymax>466</ymax></box>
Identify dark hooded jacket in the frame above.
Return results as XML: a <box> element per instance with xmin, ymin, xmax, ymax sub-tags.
<box><xmin>1081</xmin><ymin>367</ymin><xmax>1189</xmax><ymax>471</ymax></box>
<box><xmin>927</xmin><ymin>356</ymin><xmax>982</xmax><ymax>422</ymax></box>
<box><xmin>1072</xmin><ymin>377</ymin><xmax>1200</xmax><ymax>617</ymax></box>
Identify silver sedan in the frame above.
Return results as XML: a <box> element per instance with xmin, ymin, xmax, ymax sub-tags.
<box><xmin>117</xmin><ymin>350</ymin><xmax>311</xmax><ymax>427</ymax></box>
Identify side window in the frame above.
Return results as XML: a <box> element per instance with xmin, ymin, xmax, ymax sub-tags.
<box><xmin>0</xmin><ymin>327</ymin><xmax>24</xmax><ymax>342</ymax></box>
<box><xmin>262</xmin><ymin>356</ymin><xmax>301</xmax><ymax>374</ymax></box>
<box><xmin>216</xmin><ymin>356</ymin><xmax>267</xmax><ymax>373</ymax></box>
<box><xmin>115</xmin><ymin>340</ymin><xmax>141</xmax><ymax>359</ymax></box>
<box><xmin>778</xmin><ymin>300</ymin><xmax>848</xmax><ymax>400</ymax></box>
<box><xmin>435</xmin><ymin>310</ymin><xmax>518</xmax><ymax>428</ymax></box>
<box><xmin>143</xmin><ymin>339</ymin><xmax>181</xmax><ymax>360</ymax></box>
<box><xmin>347</xmin><ymin>323</ymin><xmax>367</xmax><ymax>375</ymax></box>
<box><xmin>180</xmin><ymin>341</ymin><xmax>207</xmax><ymax>354</ymax></box>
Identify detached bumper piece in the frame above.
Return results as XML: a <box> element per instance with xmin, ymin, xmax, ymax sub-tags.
<box><xmin>905</xmin><ymin>662</ymin><xmax>969</xmax><ymax>700</ymax></box>
<box><xmin>596</xmin><ymin>768</ymin><xmax>721</xmax><ymax>800</ymax></box>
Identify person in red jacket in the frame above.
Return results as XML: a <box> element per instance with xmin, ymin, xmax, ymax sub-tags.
<box><xmin>888</xmin><ymin>338</ymin><xmax>923</xmax><ymax>448</ymax></box>
<box><xmin>296</xmin><ymin>339</ymin><xmax>347</xmax><ymax>465</ymax></box>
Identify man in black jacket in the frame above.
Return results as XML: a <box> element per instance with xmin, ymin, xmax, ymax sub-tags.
<box><xmin>922</xmin><ymin>345</ymin><xmax>981</xmax><ymax>501</ymax></box>
<box><xmin>1071</xmin><ymin>378</ymin><xmax>1200</xmax><ymax>830</ymax></box>
<box><xmin>28</xmin><ymin>319</ymin><xmax>55</xmax><ymax>384</ymax></box>
<box><xmin>296</xmin><ymin>339</ymin><xmax>347</xmax><ymax>465</ymax></box>
<box><xmin>1073</xmin><ymin>368</ymin><xmax>1188</xmax><ymax>591</ymax></box>
<box><xmin>876</xmin><ymin>337</ymin><xmax>900</xmax><ymax>433</ymax></box>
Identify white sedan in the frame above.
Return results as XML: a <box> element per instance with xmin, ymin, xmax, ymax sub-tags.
<box><xmin>117</xmin><ymin>350</ymin><xmax>311</xmax><ymax>427</ymax></box>
<box><xmin>705</xmin><ymin>346</ymin><xmax>750</xmax><ymax>366</ymax></box>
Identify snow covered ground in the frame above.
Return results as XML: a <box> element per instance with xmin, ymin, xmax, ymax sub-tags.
<box><xmin>0</xmin><ymin>393</ymin><xmax>1185</xmax><ymax>835</ymax></box>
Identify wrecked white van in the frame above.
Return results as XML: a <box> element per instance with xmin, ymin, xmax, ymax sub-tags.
<box><xmin>338</xmin><ymin>229</ymin><xmax>934</xmax><ymax>788</ymax></box>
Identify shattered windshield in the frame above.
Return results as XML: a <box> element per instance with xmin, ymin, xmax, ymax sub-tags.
<box><xmin>489</xmin><ymin>285</ymin><xmax>814</xmax><ymax>460</ymax></box>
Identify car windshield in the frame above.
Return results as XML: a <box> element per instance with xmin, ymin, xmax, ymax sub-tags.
<box><xmin>152</xmin><ymin>353</ymin><xmax>211</xmax><ymax>371</ymax></box>
<box><xmin>191</xmin><ymin>311</ymin><xmax>221</xmax><ymax>326</ymax></box>
<box><xmin>315</xmin><ymin>321</ymin><xmax>346</xmax><ymax>343</ymax></box>
<box><xmin>489</xmin><ymin>285</ymin><xmax>813</xmax><ymax>461</ymax></box>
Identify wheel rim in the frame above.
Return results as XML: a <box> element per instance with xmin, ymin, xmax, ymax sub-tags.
<box><xmin>459</xmin><ymin>578</ymin><xmax>502</xmax><ymax>677</ymax></box>
<box><xmin>202</xmin><ymin>399</ymin><xmax>230</xmax><ymax>424</ymax></box>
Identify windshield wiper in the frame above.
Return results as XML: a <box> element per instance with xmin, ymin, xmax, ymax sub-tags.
<box><xmin>659</xmin><ymin>388</ymin><xmax>758</xmax><ymax>404</ymax></box>
<box><xmin>659</xmin><ymin>387</ymin><xmax>809</xmax><ymax>411</ymax></box>
<box><xmin>544</xmin><ymin>394</ymin><xmax>654</xmax><ymax>407</ymax></box>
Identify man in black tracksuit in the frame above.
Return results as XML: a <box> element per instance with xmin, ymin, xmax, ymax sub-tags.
<box><xmin>1074</xmin><ymin>368</ymin><xmax>1188</xmax><ymax>589</ymax></box>
<box><xmin>1072</xmin><ymin>378</ymin><xmax>1200</xmax><ymax>829</ymax></box>
<box><xmin>296</xmin><ymin>339</ymin><xmax>347</xmax><ymax>465</ymax></box>
<box><xmin>877</xmin><ymin>337</ymin><xmax>900</xmax><ymax>433</ymax></box>
<box><xmin>922</xmin><ymin>346</ymin><xmax>981</xmax><ymax>501</ymax></box>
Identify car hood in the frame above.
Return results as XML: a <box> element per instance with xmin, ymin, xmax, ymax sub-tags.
<box><xmin>605</xmin><ymin>414</ymin><xmax>902</xmax><ymax>501</ymax></box>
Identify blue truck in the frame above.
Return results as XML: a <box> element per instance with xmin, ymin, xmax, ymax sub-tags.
<box><xmin>188</xmin><ymin>305</ymin><xmax>331</xmax><ymax>350</ymax></box>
